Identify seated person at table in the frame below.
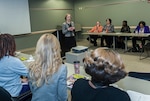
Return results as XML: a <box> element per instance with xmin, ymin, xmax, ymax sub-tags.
<box><xmin>71</xmin><ymin>48</ymin><xmax>130</xmax><ymax>101</ymax></box>
<box><xmin>0</xmin><ymin>34</ymin><xmax>29</xmax><ymax>98</ymax></box>
<box><xmin>132</xmin><ymin>21</ymin><xmax>150</xmax><ymax>52</ymax></box>
<box><xmin>102</xmin><ymin>18</ymin><xmax>115</xmax><ymax>48</ymax></box>
<box><xmin>121</xmin><ymin>20</ymin><xmax>131</xmax><ymax>33</ymax></box>
<box><xmin>87</xmin><ymin>21</ymin><xmax>103</xmax><ymax>46</ymax></box>
<box><xmin>117</xmin><ymin>20</ymin><xmax>131</xmax><ymax>49</ymax></box>
<box><xmin>29</xmin><ymin>34</ymin><xmax>68</xmax><ymax>101</ymax></box>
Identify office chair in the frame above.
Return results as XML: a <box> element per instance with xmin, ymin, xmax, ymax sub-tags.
<box><xmin>140</xmin><ymin>35</ymin><xmax>150</xmax><ymax>60</ymax></box>
<box><xmin>0</xmin><ymin>86</ymin><xmax>32</xmax><ymax>101</ymax></box>
<box><xmin>0</xmin><ymin>87</ymin><xmax>13</xmax><ymax>101</ymax></box>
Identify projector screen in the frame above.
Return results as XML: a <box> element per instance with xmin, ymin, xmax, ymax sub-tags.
<box><xmin>0</xmin><ymin>0</ymin><xmax>31</xmax><ymax>35</ymax></box>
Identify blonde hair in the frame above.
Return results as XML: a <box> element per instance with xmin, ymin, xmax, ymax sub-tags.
<box><xmin>29</xmin><ymin>34</ymin><xmax>62</xmax><ymax>87</ymax></box>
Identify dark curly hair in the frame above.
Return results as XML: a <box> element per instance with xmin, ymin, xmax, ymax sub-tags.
<box><xmin>0</xmin><ymin>34</ymin><xmax>16</xmax><ymax>59</ymax></box>
<box><xmin>83</xmin><ymin>48</ymin><xmax>127</xmax><ymax>86</ymax></box>
<box><xmin>138</xmin><ymin>21</ymin><xmax>146</xmax><ymax>26</ymax></box>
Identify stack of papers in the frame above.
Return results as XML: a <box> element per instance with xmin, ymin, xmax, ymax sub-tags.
<box><xmin>72</xmin><ymin>46</ymin><xmax>88</xmax><ymax>53</ymax></box>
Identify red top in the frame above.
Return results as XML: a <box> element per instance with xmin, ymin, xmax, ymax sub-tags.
<box><xmin>89</xmin><ymin>26</ymin><xmax>103</xmax><ymax>33</ymax></box>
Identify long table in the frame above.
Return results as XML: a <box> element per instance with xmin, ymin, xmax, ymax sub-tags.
<box><xmin>66</xmin><ymin>63</ymin><xmax>150</xmax><ymax>95</ymax></box>
<box><xmin>18</xmin><ymin>52</ymin><xmax>150</xmax><ymax>101</ymax></box>
<box><xmin>83</xmin><ymin>32</ymin><xmax>150</xmax><ymax>51</ymax></box>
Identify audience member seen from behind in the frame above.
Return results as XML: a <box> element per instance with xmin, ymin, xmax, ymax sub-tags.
<box><xmin>29</xmin><ymin>34</ymin><xmax>68</xmax><ymax>101</ymax></box>
<box><xmin>102</xmin><ymin>18</ymin><xmax>115</xmax><ymax>47</ymax></box>
<box><xmin>117</xmin><ymin>20</ymin><xmax>131</xmax><ymax>49</ymax></box>
<box><xmin>62</xmin><ymin>13</ymin><xmax>76</xmax><ymax>52</ymax></box>
<box><xmin>87</xmin><ymin>21</ymin><xmax>103</xmax><ymax>46</ymax></box>
<box><xmin>132</xmin><ymin>21</ymin><xmax>150</xmax><ymax>52</ymax></box>
<box><xmin>0</xmin><ymin>34</ymin><xmax>29</xmax><ymax>97</ymax></box>
<box><xmin>71</xmin><ymin>48</ymin><xmax>130</xmax><ymax>101</ymax></box>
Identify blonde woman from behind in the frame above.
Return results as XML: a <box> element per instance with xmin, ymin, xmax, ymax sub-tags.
<box><xmin>29</xmin><ymin>34</ymin><xmax>68</xmax><ymax>101</ymax></box>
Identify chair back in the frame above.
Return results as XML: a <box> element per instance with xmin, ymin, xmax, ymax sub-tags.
<box><xmin>0</xmin><ymin>87</ymin><xmax>13</xmax><ymax>101</ymax></box>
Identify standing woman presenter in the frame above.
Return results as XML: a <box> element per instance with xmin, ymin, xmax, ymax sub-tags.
<box><xmin>62</xmin><ymin>14</ymin><xmax>76</xmax><ymax>52</ymax></box>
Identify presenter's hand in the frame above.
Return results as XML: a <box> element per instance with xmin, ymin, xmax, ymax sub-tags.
<box><xmin>68</xmin><ymin>27</ymin><xmax>75</xmax><ymax>31</ymax></box>
<box><xmin>68</xmin><ymin>27</ymin><xmax>72</xmax><ymax>31</ymax></box>
<box><xmin>71</xmin><ymin>27</ymin><xmax>75</xmax><ymax>30</ymax></box>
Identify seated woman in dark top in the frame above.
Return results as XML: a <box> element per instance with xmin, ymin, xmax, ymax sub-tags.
<box><xmin>117</xmin><ymin>20</ymin><xmax>131</xmax><ymax>49</ymax></box>
<box><xmin>121</xmin><ymin>20</ymin><xmax>131</xmax><ymax>33</ymax></box>
<box><xmin>71</xmin><ymin>48</ymin><xmax>130</xmax><ymax>101</ymax></box>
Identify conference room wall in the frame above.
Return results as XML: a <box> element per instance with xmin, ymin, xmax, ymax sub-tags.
<box><xmin>29</xmin><ymin>0</ymin><xmax>74</xmax><ymax>31</ymax></box>
<box><xmin>15</xmin><ymin>0</ymin><xmax>74</xmax><ymax>50</ymax></box>
<box><xmin>15</xmin><ymin>33</ymin><xmax>44</xmax><ymax>51</ymax></box>
<box><xmin>74</xmin><ymin>0</ymin><xmax>150</xmax><ymax>29</ymax></box>
<box><xmin>15</xmin><ymin>0</ymin><xmax>150</xmax><ymax>51</ymax></box>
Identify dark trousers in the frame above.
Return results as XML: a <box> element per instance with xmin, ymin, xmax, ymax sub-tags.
<box><xmin>115</xmin><ymin>36</ymin><xmax>126</xmax><ymax>49</ymax></box>
<box><xmin>100</xmin><ymin>36</ymin><xmax>105</xmax><ymax>47</ymax></box>
<box><xmin>132</xmin><ymin>37</ymin><xmax>145</xmax><ymax>49</ymax></box>
<box><xmin>65</xmin><ymin>36</ymin><xmax>76</xmax><ymax>52</ymax></box>
<box><xmin>103</xmin><ymin>36</ymin><xmax>113</xmax><ymax>48</ymax></box>
<box><xmin>89</xmin><ymin>35</ymin><xmax>98</xmax><ymax>45</ymax></box>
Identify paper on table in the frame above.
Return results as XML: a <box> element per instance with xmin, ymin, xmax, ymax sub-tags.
<box><xmin>20</xmin><ymin>57</ymin><xmax>27</xmax><ymax>61</ymax></box>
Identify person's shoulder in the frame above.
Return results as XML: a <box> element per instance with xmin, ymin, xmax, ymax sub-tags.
<box><xmin>100</xmin><ymin>25</ymin><xmax>103</xmax><ymax>28</ymax></box>
<box><xmin>2</xmin><ymin>56</ymin><xmax>25</xmax><ymax>68</ymax></box>
<box><xmin>127</xmin><ymin>25</ymin><xmax>130</xmax><ymax>28</ymax></box>
<box><xmin>110</xmin><ymin>86</ymin><xmax>130</xmax><ymax>96</ymax></box>
<box><xmin>109</xmin><ymin>86</ymin><xmax>129</xmax><ymax>95</ymax></box>
<box><xmin>12</xmin><ymin>56</ymin><xmax>23</xmax><ymax>63</ymax></box>
<box><xmin>72</xmin><ymin>79</ymin><xmax>88</xmax><ymax>89</ymax></box>
<box><xmin>111</xmin><ymin>24</ymin><xmax>114</xmax><ymax>27</ymax></box>
<box><xmin>145</xmin><ymin>26</ymin><xmax>149</xmax><ymax>28</ymax></box>
<box><xmin>60</xmin><ymin>64</ymin><xmax>67</xmax><ymax>69</ymax></box>
<box><xmin>59</xmin><ymin>64</ymin><xmax>67</xmax><ymax>73</ymax></box>
<box><xmin>71</xmin><ymin>21</ymin><xmax>74</xmax><ymax>23</ymax></box>
<box><xmin>101</xmin><ymin>86</ymin><xmax>130</xmax><ymax>101</ymax></box>
<box><xmin>72</xmin><ymin>79</ymin><xmax>88</xmax><ymax>90</ymax></box>
<box><xmin>62</xmin><ymin>22</ymin><xmax>67</xmax><ymax>25</ymax></box>
<box><xmin>3</xmin><ymin>56</ymin><xmax>20</xmax><ymax>62</ymax></box>
<box><xmin>74</xmin><ymin>78</ymin><xmax>88</xmax><ymax>85</ymax></box>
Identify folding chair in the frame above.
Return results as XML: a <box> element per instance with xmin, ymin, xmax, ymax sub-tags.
<box><xmin>140</xmin><ymin>36</ymin><xmax>150</xmax><ymax>60</ymax></box>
